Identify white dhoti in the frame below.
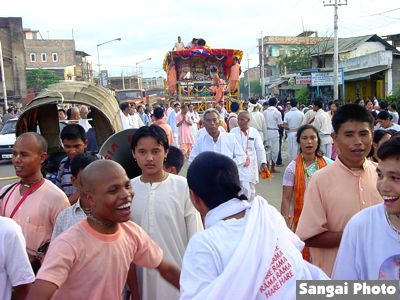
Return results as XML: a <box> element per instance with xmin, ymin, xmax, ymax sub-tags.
<box><xmin>319</xmin><ymin>143</ymin><xmax>332</xmax><ymax>159</ymax></box>
<box><xmin>286</xmin><ymin>132</ymin><xmax>299</xmax><ymax>162</ymax></box>
<box><xmin>265</xmin><ymin>136</ymin><xmax>279</xmax><ymax>164</ymax></box>
<box><xmin>172</xmin><ymin>133</ymin><xmax>179</xmax><ymax>148</ymax></box>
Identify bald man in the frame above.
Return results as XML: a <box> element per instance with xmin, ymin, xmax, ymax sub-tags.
<box><xmin>27</xmin><ymin>160</ymin><xmax>180</xmax><ymax>300</ymax></box>
<box><xmin>78</xmin><ymin>105</ymin><xmax>92</xmax><ymax>132</ymax></box>
<box><xmin>0</xmin><ymin>133</ymin><xmax>69</xmax><ymax>272</ymax></box>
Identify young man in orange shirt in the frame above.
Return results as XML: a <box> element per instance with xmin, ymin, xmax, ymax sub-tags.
<box><xmin>26</xmin><ymin>160</ymin><xmax>180</xmax><ymax>300</ymax></box>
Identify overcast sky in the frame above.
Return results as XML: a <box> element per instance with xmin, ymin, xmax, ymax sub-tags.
<box><xmin>3</xmin><ymin>0</ymin><xmax>399</xmax><ymax>77</ymax></box>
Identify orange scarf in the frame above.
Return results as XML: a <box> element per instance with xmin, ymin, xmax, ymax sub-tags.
<box><xmin>293</xmin><ymin>154</ymin><xmax>327</xmax><ymax>261</ymax></box>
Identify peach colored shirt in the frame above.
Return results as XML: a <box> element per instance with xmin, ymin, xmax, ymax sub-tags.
<box><xmin>37</xmin><ymin>220</ymin><xmax>163</xmax><ymax>300</ymax></box>
<box><xmin>153</xmin><ymin>119</ymin><xmax>174</xmax><ymax>145</ymax></box>
<box><xmin>229</xmin><ymin>62</ymin><xmax>240</xmax><ymax>81</ymax></box>
<box><xmin>295</xmin><ymin>157</ymin><xmax>382</xmax><ymax>276</ymax></box>
<box><xmin>0</xmin><ymin>180</ymin><xmax>69</xmax><ymax>256</ymax></box>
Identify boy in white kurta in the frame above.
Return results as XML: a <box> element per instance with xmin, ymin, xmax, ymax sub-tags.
<box><xmin>130</xmin><ymin>125</ymin><xmax>203</xmax><ymax>300</ymax></box>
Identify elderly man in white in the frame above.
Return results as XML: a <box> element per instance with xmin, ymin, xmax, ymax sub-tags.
<box><xmin>231</xmin><ymin>111</ymin><xmax>268</xmax><ymax>200</ymax></box>
<box><xmin>189</xmin><ymin>109</ymin><xmax>246</xmax><ymax>168</ymax></box>
<box><xmin>312</xmin><ymin>99</ymin><xmax>333</xmax><ymax>159</ymax></box>
<box><xmin>263</xmin><ymin>97</ymin><xmax>283</xmax><ymax>173</ymax></box>
<box><xmin>283</xmin><ymin>99</ymin><xmax>305</xmax><ymax>161</ymax></box>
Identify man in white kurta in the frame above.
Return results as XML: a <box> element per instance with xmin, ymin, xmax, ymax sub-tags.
<box><xmin>130</xmin><ymin>173</ymin><xmax>203</xmax><ymax>300</ymax></box>
<box><xmin>283</xmin><ymin>100</ymin><xmax>305</xmax><ymax>161</ymax></box>
<box><xmin>263</xmin><ymin>98</ymin><xmax>283</xmax><ymax>172</ymax></box>
<box><xmin>231</xmin><ymin>111</ymin><xmax>267</xmax><ymax>200</ymax></box>
<box><xmin>187</xmin><ymin>104</ymin><xmax>200</xmax><ymax>138</ymax></box>
<box><xmin>167</xmin><ymin>103</ymin><xmax>181</xmax><ymax>147</ymax></box>
<box><xmin>119</xmin><ymin>103</ymin><xmax>133</xmax><ymax>130</ymax></box>
<box><xmin>248</xmin><ymin>101</ymin><xmax>268</xmax><ymax>143</ymax></box>
<box><xmin>312</xmin><ymin>100</ymin><xmax>333</xmax><ymax>158</ymax></box>
<box><xmin>188</xmin><ymin>109</ymin><xmax>246</xmax><ymax>167</ymax></box>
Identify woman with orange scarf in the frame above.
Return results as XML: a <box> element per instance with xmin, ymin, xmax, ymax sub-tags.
<box><xmin>281</xmin><ymin>125</ymin><xmax>333</xmax><ymax>260</ymax></box>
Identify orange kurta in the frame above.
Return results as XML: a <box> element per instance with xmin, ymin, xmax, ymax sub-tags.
<box><xmin>295</xmin><ymin>158</ymin><xmax>382</xmax><ymax>276</ymax></box>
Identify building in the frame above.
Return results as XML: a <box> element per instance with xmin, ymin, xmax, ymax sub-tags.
<box><xmin>311</xmin><ymin>34</ymin><xmax>400</xmax><ymax>101</ymax></box>
<box><xmin>142</xmin><ymin>77</ymin><xmax>164</xmax><ymax>90</ymax></box>
<box><xmin>0</xmin><ymin>17</ymin><xmax>27</xmax><ymax>106</ymax></box>
<box><xmin>258</xmin><ymin>31</ymin><xmax>331</xmax><ymax>94</ymax></box>
<box><xmin>24</xmin><ymin>29</ymin><xmax>93</xmax><ymax>82</ymax></box>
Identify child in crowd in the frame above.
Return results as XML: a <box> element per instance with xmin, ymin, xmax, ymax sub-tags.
<box><xmin>26</xmin><ymin>160</ymin><xmax>180</xmax><ymax>300</ymax></box>
<box><xmin>130</xmin><ymin>125</ymin><xmax>203</xmax><ymax>300</ymax></box>
<box><xmin>56</xmin><ymin>124</ymin><xmax>89</xmax><ymax>204</ymax></box>
<box><xmin>164</xmin><ymin>145</ymin><xmax>185</xmax><ymax>175</ymax></box>
<box><xmin>51</xmin><ymin>152</ymin><xmax>98</xmax><ymax>240</ymax></box>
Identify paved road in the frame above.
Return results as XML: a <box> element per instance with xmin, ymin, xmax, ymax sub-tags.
<box><xmin>0</xmin><ymin>156</ymin><xmax>287</xmax><ymax>211</ymax></box>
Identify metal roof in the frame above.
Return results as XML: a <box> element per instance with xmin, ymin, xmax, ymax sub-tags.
<box><xmin>311</xmin><ymin>34</ymin><xmax>399</xmax><ymax>56</ymax></box>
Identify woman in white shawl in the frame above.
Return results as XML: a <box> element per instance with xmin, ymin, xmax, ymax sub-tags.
<box><xmin>180</xmin><ymin>151</ymin><xmax>328</xmax><ymax>300</ymax></box>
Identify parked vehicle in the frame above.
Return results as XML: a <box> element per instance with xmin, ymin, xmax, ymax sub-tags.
<box><xmin>0</xmin><ymin>118</ymin><xmax>17</xmax><ymax>160</ymax></box>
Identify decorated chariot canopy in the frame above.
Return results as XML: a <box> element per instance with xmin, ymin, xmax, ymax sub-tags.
<box><xmin>163</xmin><ymin>48</ymin><xmax>243</xmax><ymax>82</ymax></box>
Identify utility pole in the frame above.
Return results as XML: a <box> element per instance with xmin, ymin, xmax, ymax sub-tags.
<box><xmin>324</xmin><ymin>0</ymin><xmax>347</xmax><ymax>102</ymax></box>
<box><xmin>0</xmin><ymin>40</ymin><xmax>8</xmax><ymax>110</ymax></box>
<box><xmin>246</xmin><ymin>54</ymin><xmax>252</xmax><ymax>99</ymax></box>
<box><xmin>260</xmin><ymin>31</ymin><xmax>265</xmax><ymax>98</ymax></box>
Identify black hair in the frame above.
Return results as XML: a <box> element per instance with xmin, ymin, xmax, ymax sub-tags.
<box><xmin>60</xmin><ymin>124</ymin><xmax>87</xmax><ymax>141</ymax></box>
<box><xmin>197</xmin><ymin>39</ymin><xmax>206</xmax><ymax>46</ymax></box>
<box><xmin>7</xmin><ymin>107</ymin><xmax>13</xmax><ymax>113</ymax></box>
<box><xmin>230</xmin><ymin>101</ymin><xmax>240</xmax><ymax>112</ymax></box>
<box><xmin>187</xmin><ymin>151</ymin><xmax>243</xmax><ymax>210</ymax></box>
<box><xmin>296</xmin><ymin>125</ymin><xmax>321</xmax><ymax>156</ymax></box>
<box><xmin>174</xmin><ymin>102</ymin><xmax>181</xmax><ymax>108</ymax></box>
<box><xmin>164</xmin><ymin>146</ymin><xmax>184</xmax><ymax>173</ymax></box>
<box><xmin>87</xmin><ymin>111</ymin><xmax>95</xmax><ymax>127</ymax></box>
<box><xmin>377</xmin><ymin>136</ymin><xmax>400</xmax><ymax>161</ymax></box>
<box><xmin>153</xmin><ymin>107</ymin><xmax>164</xmax><ymax>119</ymax></box>
<box><xmin>312</xmin><ymin>99</ymin><xmax>323</xmax><ymax>109</ymax></box>
<box><xmin>70</xmin><ymin>153</ymin><xmax>99</xmax><ymax>177</ymax></box>
<box><xmin>373</xmin><ymin>129</ymin><xmax>392</xmax><ymax>145</ymax></box>
<box><xmin>331</xmin><ymin>103</ymin><xmax>374</xmax><ymax>133</ymax></box>
<box><xmin>130</xmin><ymin>125</ymin><xmax>169</xmax><ymax>152</ymax></box>
<box><xmin>290</xmin><ymin>99</ymin><xmax>297</xmax><ymax>108</ymax></box>
<box><xmin>390</xmin><ymin>103</ymin><xmax>397</xmax><ymax>111</ymax></box>
<box><xmin>377</xmin><ymin>110</ymin><xmax>392</xmax><ymax>120</ymax></box>
<box><xmin>268</xmin><ymin>97</ymin><xmax>277</xmax><ymax>106</ymax></box>
<box><xmin>120</xmin><ymin>102</ymin><xmax>130</xmax><ymax>111</ymax></box>
<box><xmin>66</xmin><ymin>108</ymin><xmax>72</xmax><ymax>120</ymax></box>
<box><xmin>354</xmin><ymin>98</ymin><xmax>363</xmax><ymax>105</ymax></box>
<box><xmin>379</xmin><ymin>101</ymin><xmax>387</xmax><ymax>110</ymax></box>
<box><xmin>58</xmin><ymin>108</ymin><xmax>66</xmax><ymax>114</ymax></box>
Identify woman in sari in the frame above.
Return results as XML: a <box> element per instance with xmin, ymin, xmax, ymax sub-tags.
<box><xmin>280</xmin><ymin>124</ymin><xmax>333</xmax><ymax>260</ymax></box>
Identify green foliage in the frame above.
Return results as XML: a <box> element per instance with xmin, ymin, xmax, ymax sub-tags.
<box><xmin>295</xmin><ymin>86</ymin><xmax>310</xmax><ymax>105</ymax></box>
<box><xmin>386</xmin><ymin>82</ymin><xmax>400</xmax><ymax>109</ymax></box>
<box><xmin>239</xmin><ymin>78</ymin><xmax>261</xmax><ymax>98</ymax></box>
<box><xmin>279</xmin><ymin>43</ymin><xmax>312</xmax><ymax>74</ymax></box>
<box><xmin>26</xmin><ymin>69</ymin><xmax>63</xmax><ymax>93</ymax></box>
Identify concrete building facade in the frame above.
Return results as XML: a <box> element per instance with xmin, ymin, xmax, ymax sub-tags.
<box><xmin>0</xmin><ymin>17</ymin><xmax>27</xmax><ymax>104</ymax></box>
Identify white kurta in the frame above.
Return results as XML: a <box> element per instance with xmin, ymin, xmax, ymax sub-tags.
<box><xmin>332</xmin><ymin>204</ymin><xmax>400</xmax><ymax>280</ymax></box>
<box><xmin>284</xmin><ymin>108</ymin><xmax>305</xmax><ymax>162</ymax></box>
<box><xmin>249</xmin><ymin>111</ymin><xmax>267</xmax><ymax>142</ymax></box>
<box><xmin>188</xmin><ymin>131</ymin><xmax>246</xmax><ymax>167</ymax></box>
<box><xmin>231</xmin><ymin>127</ymin><xmax>266</xmax><ymax>199</ymax></box>
<box><xmin>263</xmin><ymin>106</ymin><xmax>282</xmax><ymax>164</ymax></box>
<box><xmin>187</xmin><ymin>110</ymin><xmax>200</xmax><ymax>138</ymax></box>
<box><xmin>130</xmin><ymin>174</ymin><xmax>203</xmax><ymax>300</ymax></box>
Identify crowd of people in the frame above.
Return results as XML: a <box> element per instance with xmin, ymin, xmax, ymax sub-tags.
<box><xmin>0</xmin><ymin>94</ymin><xmax>400</xmax><ymax>299</ymax></box>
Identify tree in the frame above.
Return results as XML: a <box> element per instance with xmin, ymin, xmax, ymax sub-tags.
<box><xmin>295</xmin><ymin>86</ymin><xmax>310</xmax><ymax>105</ymax></box>
<box><xmin>279</xmin><ymin>43</ymin><xmax>312</xmax><ymax>74</ymax></box>
<box><xmin>26</xmin><ymin>69</ymin><xmax>63</xmax><ymax>94</ymax></box>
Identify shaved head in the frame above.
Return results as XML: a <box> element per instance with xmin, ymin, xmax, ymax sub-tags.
<box><xmin>238</xmin><ymin>110</ymin><xmax>250</xmax><ymax>120</ymax></box>
<box><xmin>81</xmin><ymin>160</ymin><xmax>126</xmax><ymax>193</ymax></box>
<box><xmin>16</xmin><ymin>132</ymin><xmax>48</xmax><ymax>153</ymax></box>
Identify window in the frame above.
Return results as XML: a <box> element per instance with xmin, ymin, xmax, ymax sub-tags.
<box><xmin>52</xmin><ymin>53</ymin><xmax>58</xmax><ymax>62</ymax></box>
<box><xmin>30</xmin><ymin>53</ymin><xmax>36</xmax><ymax>62</ymax></box>
<box><xmin>41</xmin><ymin>53</ymin><xmax>47</xmax><ymax>62</ymax></box>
